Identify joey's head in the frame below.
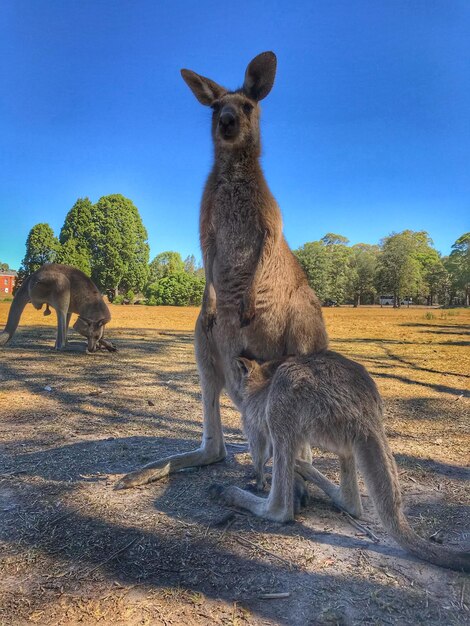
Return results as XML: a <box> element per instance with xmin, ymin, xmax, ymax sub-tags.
<box><xmin>73</xmin><ymin>316</ymin><xmax>107</xmax><ymax>354</ymax></box>
<box><xmin>235</xmin><ymin>355</ymin><xmax>280</xmax><ymax>400</ymax></box>
<box><xmin>181</xmin><ymin>52</ymin><xmax>277</xmax><ymax>153</ymax></box>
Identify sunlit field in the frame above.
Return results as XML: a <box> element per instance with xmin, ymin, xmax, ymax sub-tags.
<box><xmin>0</xmin><ymin>303</ymin><xmax>468</xmax><ymax>625</ymax></box>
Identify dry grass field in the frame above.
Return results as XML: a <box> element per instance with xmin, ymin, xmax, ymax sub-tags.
<box><xmin>0</xmin><ymin>302</ymin><xmax>469</xmax><ymax>625</ymax></box>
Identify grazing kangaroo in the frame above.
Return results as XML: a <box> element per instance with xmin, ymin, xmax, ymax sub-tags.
<box><xmin>118</xmin><ymin>52</ymin><xmax>328</xmax><ymax>489</ymax></box>
<box><xmin>210</xmin><ymin>353</ymin><xmax>470</xmax><ymax>572</ymax></box>
<box><xmin>0</xmin><ymin>264</ymin><xmax>116</xmax><ymax>353</ymax></box>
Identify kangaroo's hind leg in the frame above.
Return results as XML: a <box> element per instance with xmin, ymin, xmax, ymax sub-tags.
<box><xmin>54</xmin><ymin>308</ymin><xmax>68</xmax><ymax>350</ymax></box>
<box><xmin>117</xmin><ymin>313</ymin><xmax>227</xmax><ymax>489</ymax></box>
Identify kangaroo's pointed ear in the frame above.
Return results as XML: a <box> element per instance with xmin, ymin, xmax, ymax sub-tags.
<box><xmin>235</xmin><ymin>357</ymin><xmax>256</xmax><ymax>377</ymax></box>
<box><xmin>97</xmin><ymin>319</ymin><xmax>107</xmax><ymax>327</ymax></box>
<box><xmin>243</xmin><ymin>51</ymin><xmax>277</xmax><ymax>101</ymax></box>
<box><xmin>181</xmin><ymin>69</ymin><xmax>226</xmax><ymax>106</ymax></box>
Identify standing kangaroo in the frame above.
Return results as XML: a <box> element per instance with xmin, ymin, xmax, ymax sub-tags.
<box><xmin>210</xmin><ymin>353</ymin><xmax>470</xmax><ymax>572</ymax></box>
<box><xmin>0</xmin><ymin>264</ymin><xmax>115</xmax><ymax>353</ymax></box>
<box><xmin>118</xmin><ymin>52</ymin><xmax>328</xmax><ymax>489</ymax></box>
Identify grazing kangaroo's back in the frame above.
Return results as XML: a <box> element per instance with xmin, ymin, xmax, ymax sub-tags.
<box><xmin>0</xmin><ymin>264</ymin><xmax>112</xmax><ymax>352</ymax></box>
<box><xmin>118</xmin><ymin>52</ymin><xmax>328</xmax><ymax>489</ymax></box>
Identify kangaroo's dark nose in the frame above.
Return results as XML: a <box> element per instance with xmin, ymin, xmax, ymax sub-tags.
<box><xmin>219</xmin><ymin>110</ymin><xmax>236</xmax><ymax>128</ymax></box>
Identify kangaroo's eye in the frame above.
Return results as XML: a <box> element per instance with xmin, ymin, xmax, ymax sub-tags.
<box><xmin>243</xmin><ymin>102</ymin><xmax>254</xmax><ymax>115</ymax></box>
<box><xmin>211</xmin><ymin>101</ymin><xmax>221</xmax><ymax>112</ymax></box>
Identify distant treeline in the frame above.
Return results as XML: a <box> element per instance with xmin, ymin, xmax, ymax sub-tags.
<box><xmin>7</xmin><ymin>195</ymin><xmax>469</xmax><ymax>307</ymax></box>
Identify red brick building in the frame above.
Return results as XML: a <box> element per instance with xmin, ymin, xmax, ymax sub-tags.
<box><xmin>0</xmin><ymin>271</ymin><xmax>17</xmax><ymax>295</ymax></box>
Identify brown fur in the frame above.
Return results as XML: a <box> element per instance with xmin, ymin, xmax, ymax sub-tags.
<box><xmin>211</xmin><ymin>352</ymin><xmax>470</xmax><ymax>572</ymax></box>
<box><xmin>0</xmin><ymin>264</ymin><xmax>115</xmax><ymax>353</ymax></box>
<box><xmin>118</xmin><ymin>52</ymin><xmax>327</xmax><ymax>489</ymax></box>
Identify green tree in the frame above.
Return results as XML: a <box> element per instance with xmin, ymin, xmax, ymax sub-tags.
<box><xmin>0</xmin><ymin>262</ymin><xmax>9</xmax><ymax>272</ymax></box>
<box><xmin>146</xmin><ymin>272</ymin><xmax>205</xmax><ymax>306</ymax></box>
<box><xmin>148</xmin><ymin>251</ymin><xmax>185</xmax><ymax>284</ymax></box>
<box><xmin>90</xmin><ymin>194</ymin><xmax>150</xmax><ymax>298</ymax></box>
<box><xmin>294</xmin><ymin>241</ymin><xmax>330</xmax><ymax>302</ymax></box>
<box><xmin>321</xmin><ymin>234</ymin><xmax>351</xmax><ymax>303</ymax></box>
<box><xmin>294</xmin><ymin>234</ymin><xmax>351</xmax><ymax>304</ymax></box>
<box><xmin>447</xmin><ymin>233</ymin><xmax>470</xmax><ymax>305</ymax></box>
<box><xmin>347</xmin><ymin>244</ymin><xmax>379</xmax><ymax>306</ymax></box>
<box><xmin>424</xmin><ymin>259</ymin><xmax>449</xmax><ymax>306</ymax></box>
<box><xmin>58</xmin><ymin>197</ymin><xmax>93</xmax><ymax>275</ymax></box>
<box><xmin>20</xmin><ymin>223</ymin><xmax>60</xmax><ymax>276</ymax></box>
<box><xmin>56</xmin><ymin>238</ymin><xmax>92</xmax><ymax>274</ymax></box>
<box><xmin>376</xmin><ymin>231</ymin><xmax>422</xmax><ymax>307</ymax></box>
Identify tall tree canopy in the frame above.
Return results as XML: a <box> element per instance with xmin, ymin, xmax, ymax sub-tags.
<box><xmin>294</xmin><ymin>234</ymin><xmax>351</xmax><ymax>303</ymax></box>
<box><xmin>89</xmin><ymin>194</ymin><xmax>150</xmax><ymax>298</ymax></box>
<box><xmin>447</xmin><ymin>233</ymin><xmax>470</xmax><ymax>306</ymax></box>
<box><xmin>145</xmin><ymin>251</ymin><xmax>204</xmax><ymax>306</ymax></box>
<box><xmin>347</xmin><ymin>243</ymin><xmax>380</xmax><ymax>306</ymax></box>
<box><xmin>58</xmin><ymin>197</ymin><xmax>93</xmax><ymax>275</ymax></box>
<box><xmin>21</xmin><ymin>223</ymin><xmax>60</xmax><ymax>275</ymax></box>
<box><xmin>148</xmin><ymin>251</ymin><xmax>185</xmax><ymax>283</ymax></box>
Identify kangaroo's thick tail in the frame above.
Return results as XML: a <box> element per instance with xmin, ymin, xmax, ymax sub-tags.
<box><xmin>355</xmin><ymin>430</ymin><xmax>470</xmax><ymax>572</ymax></box>
<box><xmin>0</xmin><ymin>276</ymin><xmax>31</xmax><ymax>345</ymax></box>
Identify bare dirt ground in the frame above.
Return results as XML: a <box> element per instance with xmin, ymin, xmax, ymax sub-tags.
<box><xmin>0</xmin><ymin>303</ymin><xmax>469</xmax><ymax>625</ymax></box>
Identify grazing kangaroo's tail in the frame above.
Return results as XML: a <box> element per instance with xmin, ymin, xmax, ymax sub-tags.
<box><xmin>0</xmin><ymin>276</ymin><xmax>31</xmax><ymax>345</ymax></box>
<box><xmin>355</xmin><ymin>431</ymin><xmax>470</xmax><ymax>572</ymax></box>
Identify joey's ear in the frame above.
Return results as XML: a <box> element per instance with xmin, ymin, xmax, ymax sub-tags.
<box><xmin>97</xmin><ymin>319</ymin><xmax>106</xmax><ymax>327</ymax></box>
<box><xmin>181</xmin><ymin>69</ymin><xmax>226</xmax><ymax>105</ymax></box>
<box><xmin>79</xmin><ymin>316</ymin><xmax>92</xmax><ymax>325</ymax></box>
<box><xmin>243</xmin><ymin>51</ymin><xmax>277</xmax><ymax>101</ymax></box>
<box><xmin>235</xmin><ymin>357</ymin><xmax>256</xmax><ymax>377</ymax></box>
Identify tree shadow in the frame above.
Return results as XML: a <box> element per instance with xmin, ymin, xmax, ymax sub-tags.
<box><xmin>394</xmin><ymin>454</ymin><xmax>470</xmax><ymax>482</ymax></box>
<box><xmin>372</xmin><ymin>371</ymin><xmax>468</xmax><ymax>397</ymax></box>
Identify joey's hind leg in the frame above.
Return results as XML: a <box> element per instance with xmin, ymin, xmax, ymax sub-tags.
<box><xmin>338</xmin><ymin>454</ymin><xmax>363</xmax><ymax>518</ymax></box>
<box><xmin>117</xmin><ymin>315</ymin><xmax>226</xmax><ymax>489</ymax></box>
<box><xmin>295</xmin><ymin>454</ymin><xmax>363</xmax><ymax>518</ymax></box>
<box><xmin>211</xmin><ymin>433</ymin><xmax>296</xmax><ymax>523</ymax></box>
<box><xmin>247</xmin><ymin>427</ymin><xmax>271</xmax><ymax>490</ymax></box>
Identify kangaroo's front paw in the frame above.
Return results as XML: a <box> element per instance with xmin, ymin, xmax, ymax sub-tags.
<box><xmin>205</xmin><ymin>311</ymin><xmax>217</xmax><ymax>332</ymax></box>
<box><xmin>239</xmin><ymin>299</ymin><xmax>255</xmax><ymax>327</ymax></box>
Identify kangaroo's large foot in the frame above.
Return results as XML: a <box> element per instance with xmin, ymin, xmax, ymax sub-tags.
<box><xmin>116</xmin><ymin>445</ymin><xmax>227</xmax><ymax>489</ymax></box>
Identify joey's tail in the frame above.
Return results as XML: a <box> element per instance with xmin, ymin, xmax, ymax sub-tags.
<box><xmin>355</xmin><ymin>431</ymin><xmax>470</xmax><ymax>572</ymax></box>
<box><xmin>0</xmin><ymin>276</ymin><xmax>31</xmax><ymax>345</ymax></box>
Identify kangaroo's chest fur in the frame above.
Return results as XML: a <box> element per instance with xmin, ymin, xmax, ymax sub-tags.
<box><xmin>212</xmin><ymin>174</ymin><xmax>265</xmax><ymax>305</ymax></box>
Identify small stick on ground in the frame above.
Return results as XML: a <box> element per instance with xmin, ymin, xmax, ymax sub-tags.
<box><xmin>82</xmin><ymin>537</ymin><xmax>139</xmax><ymax>576</ymax></box>
<box><xmin>234</xmin><ymin>536</ymin><xmax>295</xmax><ymax>569</ymax></box>
<box><xmin>339</xmin><ymin>509</ymin><xmax>380</xmax><ymax>544</ymax></box>
<box><xmin>258</xmin><ymin>592</ymin><xmax>291</xmax><ymax>599</ymax></box>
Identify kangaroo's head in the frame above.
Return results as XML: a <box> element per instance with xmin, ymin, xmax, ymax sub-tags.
<box><xmin>73</xmin><ymin>316</ymin><xmax>107</xmax><ymax>353</ymax></box>
<box><xmin>181</xmin><ymin>52</ymin><xmax>277</xmax><ymax>152</ymax></box>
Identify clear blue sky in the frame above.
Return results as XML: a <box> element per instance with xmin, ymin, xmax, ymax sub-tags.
<box><xmin>1</xmin><ymin>0</ymin><xmax>469</xmax><ymax>269</ymax></box>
